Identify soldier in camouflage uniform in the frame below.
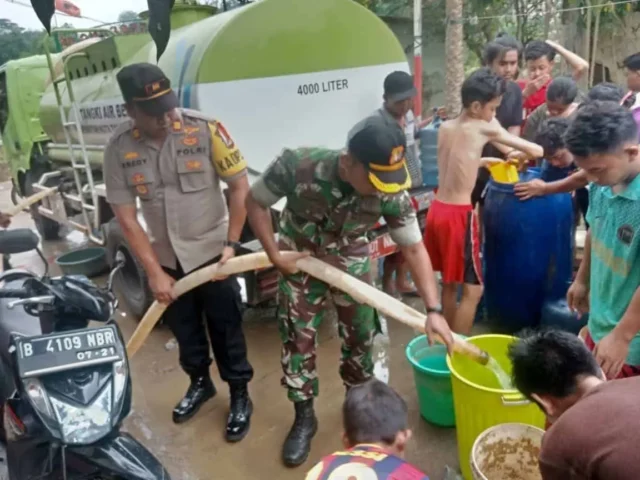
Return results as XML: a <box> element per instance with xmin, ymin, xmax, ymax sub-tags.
<box><xmin>246</xmin><ymin>117</ymin><xmax>453</xmax><ymax>467</ymax></box>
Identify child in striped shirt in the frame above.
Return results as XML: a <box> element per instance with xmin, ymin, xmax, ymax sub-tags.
<box><xmin>305</xmin><ymin>379</ymin><xmax>429</xmax><ymax>480</ymax></box>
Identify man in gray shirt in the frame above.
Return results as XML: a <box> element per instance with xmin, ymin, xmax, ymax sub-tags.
<box><xmin>348</xmin><ymin>71</ymin><xmax>422</xmax><ymax>296</ymax></box>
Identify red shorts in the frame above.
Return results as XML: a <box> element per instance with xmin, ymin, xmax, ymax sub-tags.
<box><xmin>424</xmin><ymin>200</ymin><xmax>482</xmax><ymax>285</ymax></box>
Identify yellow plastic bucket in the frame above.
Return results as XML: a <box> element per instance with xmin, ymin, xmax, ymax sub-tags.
<box><xmin>488</xmin><ymin>162</ymin><xmax>519</xmax><ymax>183</ymax></box>
<box><xmin>446</xmin><ymin>335</ymin><xmax>545</xmax><ymax>480</ymax></box>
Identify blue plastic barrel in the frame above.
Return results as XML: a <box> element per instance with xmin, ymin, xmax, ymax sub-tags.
<box><xmin>483</xmin><ymin>169</ymin><xmax>574</xmax><ymax>333</ymax></box>
<box><xmin>418</xmin><ymin>125</ymin><xmax>439</xmax><ymax>188</ymax></box>
<box><xmin>540</xmin><ymin>160</ymin><xmax>574</xmax><ymax>182</ymax></box>
<box><xmin>540</xmin><ymin>297</ymin><xmax>588</xmax><ymax>334</ymax></box>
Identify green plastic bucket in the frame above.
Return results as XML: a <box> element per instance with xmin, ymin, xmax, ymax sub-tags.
<box><xmin>55</xmin><ymin>247</ymin><xmax>108</xmax><ymax>277</ymax></box>
<box><xmin>406</xmin><ymin>334</ymin><xmax>459</xmax><ymax>427</ymax></box>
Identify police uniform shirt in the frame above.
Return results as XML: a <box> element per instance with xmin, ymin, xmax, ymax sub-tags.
<box><xmin>103</xmin><ymin>108</ymin><xmax>247</xmax><ymax>273</ymax></box>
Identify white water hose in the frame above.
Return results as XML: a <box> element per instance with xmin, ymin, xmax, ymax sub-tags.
<box><xmin>125</xmin><ymin>252</ymin><xmax>489</xmax><ymax>364</ymax></box>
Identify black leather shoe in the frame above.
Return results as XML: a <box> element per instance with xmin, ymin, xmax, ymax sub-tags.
<box><xmin>225</xmin><ymin>383</ymin><xmax>253</xmax><ymax>442</ymax></box>
<box><xmin>172</xmin><ymin>376</ymin><xmax>216</xmax><ymax>424</ymax></box>
<box><xmin>282</xmin><ymin>399</ymin><xmax>318</xmax><ymax>467</ymax></box>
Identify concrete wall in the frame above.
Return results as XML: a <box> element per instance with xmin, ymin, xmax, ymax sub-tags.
<box><xmin>382</xmin><ymin>17</ymin><xmax>446</xmax><ymax>111</ymax></box>
<box><xmin>563</xmin><ymin>12</ymin><xmax>640</xmax><ymax>86</ymax></box>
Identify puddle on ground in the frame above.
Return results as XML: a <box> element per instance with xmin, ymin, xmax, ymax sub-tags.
<box><xmin>64</xmin><ymin>230</ymin><xmax>89</xmax><ymax>248</ymax></box>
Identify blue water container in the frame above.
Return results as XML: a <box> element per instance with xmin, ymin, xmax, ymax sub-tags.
<box><xmin>540</xmin><ymin>160</ymin><xmax>574</xmax><ymax>182</ymax></box>
<box><xmin>482</xmin><ymin>169</ymin><xmax>574</xmax><ymax>333</ymax></box>
<box><xmin>540</xmin><ymin>297</ymin><xmax>588</xmax><ymax>335</ymax></box>
<box><xmin>418</xmin><ymin>123</ymin><xmax>439</xmax><ymax>189</ymax></box>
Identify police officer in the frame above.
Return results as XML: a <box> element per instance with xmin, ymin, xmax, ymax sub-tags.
<box><xmin>104</xmin><ymin>63</ymin><xmax>254</xmax><ymax>442</ymax></box>
<box><xmin>245</xmin><ymin>117</ymin><xmax>454</xmax><ymax>466</ymax></box>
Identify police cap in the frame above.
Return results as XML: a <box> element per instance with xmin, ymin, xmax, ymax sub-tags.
<box><xmin>116</xmin><ymin>63</ymin><xmax>179</xmax><ymax>116</ymax></box>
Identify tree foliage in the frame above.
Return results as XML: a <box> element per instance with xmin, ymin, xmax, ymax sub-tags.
<box><xmin>350</xmin><ymin>0</ymin><xmax>552</xmax><ymax>67</ymax></box>
<box><xmin>0</xmin><ymin>19</ymin><xmax>48</xmax><ymax>66</ymax></box>
<box><xmin>117</xmin><ymin>10</ymin><xmax>140</xmax><ymax>23</ymax></box>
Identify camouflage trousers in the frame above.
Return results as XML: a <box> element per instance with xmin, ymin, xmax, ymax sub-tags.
<box><xmin>277</xmin><ymin>246</ymin><xmax>381</xmax><ymax>402</ymax></box>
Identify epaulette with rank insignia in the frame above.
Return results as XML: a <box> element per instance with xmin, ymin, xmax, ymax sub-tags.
<box><xmin>108</xmin><ymin>120</ymin><xmax>137</xmax><ymax>141</ymax></box>
<box><xmin>103</xmin><ymin>121</ymin><xmax>139</xmax><ymax>151</ymax></box>
<box><xmin>179</xmin><ymin>108</ymin><xmax>219</xmax><ymax>125</ymax></box>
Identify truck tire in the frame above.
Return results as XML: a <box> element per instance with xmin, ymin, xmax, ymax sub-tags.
<box><xmin>105</xmin><ymin>218</ymin><xmax>153</xmax><ymax>319</ymax></box>
<box><xmin>24</xmin><ymin>170</ymin><xmax>61</xmax><ymax>241</ymax></box>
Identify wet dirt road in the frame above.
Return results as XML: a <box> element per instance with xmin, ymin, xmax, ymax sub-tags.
<box><xmin>1</xmin><ymin>182</ymin><xmax>460</xmax><ymax>479</ymax></box>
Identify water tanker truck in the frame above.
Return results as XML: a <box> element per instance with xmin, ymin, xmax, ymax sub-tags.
<box><xmin>0</xmin><ymin>0</ymin><xmax>435</xmax><ymax>318</ymax></box>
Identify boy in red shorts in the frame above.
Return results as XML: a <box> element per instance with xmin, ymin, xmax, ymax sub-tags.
<box><xmin>305</xmin><ymin>379</ymin><xmax>429</xmax><ymax>480</ymax></box>
<box><xmin>425</xmin><ymin>68</ymin><xmax>543</xmax><ymax>335</ymax></box>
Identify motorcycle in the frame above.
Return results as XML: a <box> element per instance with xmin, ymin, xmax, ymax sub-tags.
<box><xmin>0</xmin><ymin>228</ymin><xmax>171</xmax><ymax>479</ymax></box>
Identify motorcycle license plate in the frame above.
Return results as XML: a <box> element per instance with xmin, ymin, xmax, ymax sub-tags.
<box><xmin>15</xmin><ymin>326</ymin><xmax>124</xmax><ymax>378</ymax></box>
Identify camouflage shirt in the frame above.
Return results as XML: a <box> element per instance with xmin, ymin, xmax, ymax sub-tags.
<box><xmin>250</xmin><ymin>148</ymin><xmax>422</xmax><ymax>256</ymax></box>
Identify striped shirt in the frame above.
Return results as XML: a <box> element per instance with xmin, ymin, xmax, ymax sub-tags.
<box><xmin>305</xmin><ymin>444</ymin><xmax>429</xmax><ymax>480</ymax></box>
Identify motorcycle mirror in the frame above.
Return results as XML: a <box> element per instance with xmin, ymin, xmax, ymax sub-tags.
<box><xmin>107</xmin><ymin>251</ymin><xmax>126</xmax><ymax>293</ymax></box>
<box><xmin>0</xmin><ymin>229</ymin><xmax>40</xmax><ymax>255</ymax></box>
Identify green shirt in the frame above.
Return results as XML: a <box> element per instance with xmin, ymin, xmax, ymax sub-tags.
<box><xmin>586</xmin><ymin>175</ymin><xmax>640</xmax><ymax>365</ymax></box>
<box><xmin>250</xmin><ymin>148</ymin><xmax>422</xmax><ymax>256</ymax></box>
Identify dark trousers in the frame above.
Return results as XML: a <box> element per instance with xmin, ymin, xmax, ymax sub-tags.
<box><xmin>162</xmin><ymin>258</ymin><xmax>254</xmax><ymax>385</ymax></box>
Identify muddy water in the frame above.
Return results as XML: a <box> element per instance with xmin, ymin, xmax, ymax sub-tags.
<box><xmin>477</xmin><ymin>436</ymin><xmax>542</xmax><ymax>480</ymax></box>
<box><xmin>0</xmin><ymin>182</ymin><xmax>460</xmax><ymax>479</ymax></box>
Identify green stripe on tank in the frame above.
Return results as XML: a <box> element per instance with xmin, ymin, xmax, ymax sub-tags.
<box><xmin>197</xmin><ymin>0</ymin><xmax>407</xmax><ymax>83</ymax></box>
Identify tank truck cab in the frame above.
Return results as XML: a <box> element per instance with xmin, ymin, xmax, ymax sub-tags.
<box><xmin>0</xmin><ymin>28</ymin><xmax>154</xmax><ymax>316</ymax></box>
<box><xmin>0</xmin><ymin>0</ymin><xmax>437</xmax><ymax>321</ymax></box>
<box><xmin>0</xmin><ymin>55</ymin><xmax>65</xmax><ymax>236</ymax></box>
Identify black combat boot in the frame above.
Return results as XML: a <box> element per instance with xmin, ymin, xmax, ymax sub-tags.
<box><xmin>172</xmin><ymin>376</ymin><xmax>216</xmax><ymax>424</ymax></box>
<box><xmin>225</xmin><ymin>383</ymin><xmax>253</xmax><ymax>442</ymax></box>
<box><xmin>282</xmin><ymin>399</ymin><xmax>318</xmax><ymax>467</ymax></box>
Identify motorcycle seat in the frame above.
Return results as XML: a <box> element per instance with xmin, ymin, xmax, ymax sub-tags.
<box><xmin>0</xmin><ymin>279</ymin><xmax>42</xmax><ymax>363</ymax></box>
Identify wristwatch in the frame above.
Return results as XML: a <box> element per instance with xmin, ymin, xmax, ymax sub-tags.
<box><xmin>426</xmin><ymin>305</ymin><xmax>444</xmax><ymax>315</ymax></box>
<box><xmin>223</xmin><ymin>240</ymin><xmax>242</xmax><ymax>253</ymax></box>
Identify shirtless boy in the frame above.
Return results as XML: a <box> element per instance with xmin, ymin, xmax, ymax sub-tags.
<box><xmin>425</xmin><ymin>68</ymin><xmax>543</xmax><ymax>334</ymax></box>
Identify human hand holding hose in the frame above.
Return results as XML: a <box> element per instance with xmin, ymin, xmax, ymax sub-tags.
<box><xmin>149</xmin><ymin>269</ymin><xmax>176</xmax><ymax>304</ymax></box>
<box><xmin>272</xmin><ymin>251</ymin><xmax>311</xmax><ymax>276</ymax></box>
<box><xmin>425</xmin><ymin>311</ymin><xmax>454</xmax><ymax>356</ymax></box>
<box><xmin>0</xmin><ymin>212</ymin><xmax>11</xmax><ymax>229</ymax></box>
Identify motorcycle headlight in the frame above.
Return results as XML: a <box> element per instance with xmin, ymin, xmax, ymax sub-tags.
<box><xmin>49</xmin><ymin>383</ymin><xmax>112</xmax><ymax>445</ymax></box>
<box><xmin>24</xmin><ymin>378</ymin><xmax>54</xmax><ymax>418</ymax></box>
<box><xmin>24</xmin><ymin>378</ymin><xmax>60</xmax><ymax>436</ymax></box>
